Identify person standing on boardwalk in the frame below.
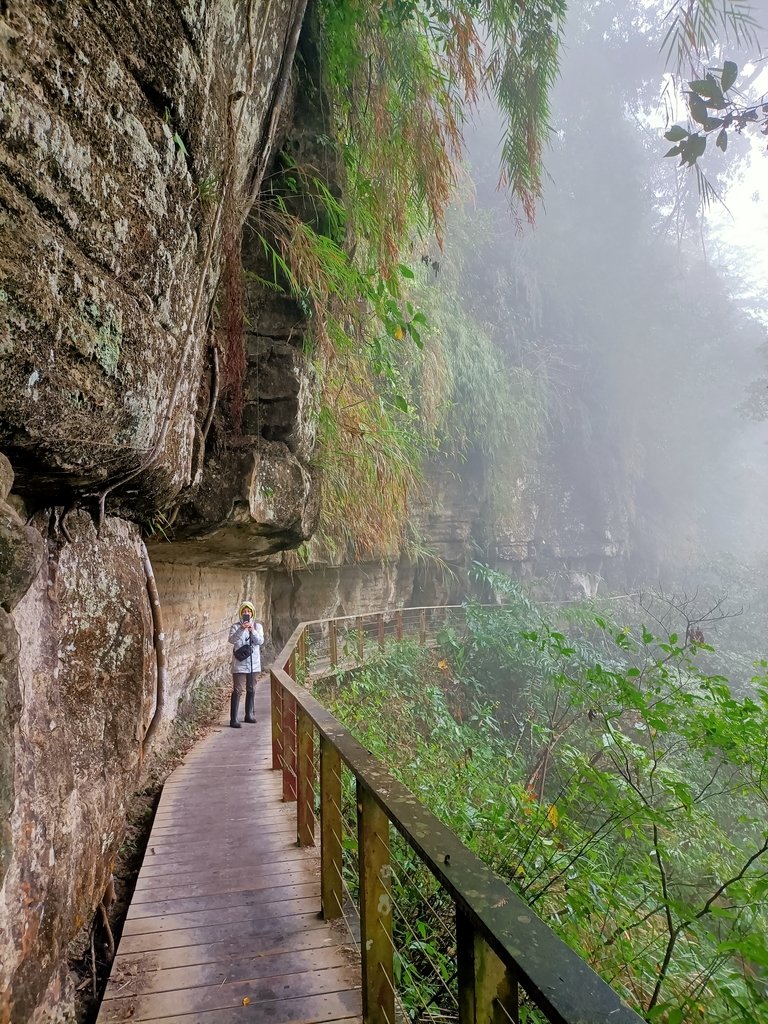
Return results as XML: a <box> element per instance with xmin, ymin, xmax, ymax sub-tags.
<box><xmin>228</xmin><ymin>601</ymin><xmax>265</xmax><ymax>728</ymax></box>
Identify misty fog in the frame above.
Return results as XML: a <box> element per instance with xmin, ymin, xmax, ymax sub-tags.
<box><xmin>441</xmin><ymin>0</ymin><xmax>768</xmax><ymax>674</ymax></box>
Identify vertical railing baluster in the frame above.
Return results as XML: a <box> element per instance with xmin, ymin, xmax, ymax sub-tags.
<box><xmin>329</xmin><ymin>620</ymin><xmax>338</xmax><ymax>667</ymax></box>
<box><xmin>296</xmin><ymin>708</ymin><xmax>315</xmax><ymax>846</ymax></box>
<box><xmin>282</xmin><ymin>691</ymin><xmax>297</xmax><ymax>802</ymax></box>
<box><xmin>356</xmin><ymin>615</ymin><xmax>364</xmax><ymax>663</ymax></box>
<box><xmin>419</xmin><ymin>608</ymin><xmax>427</xmax><ymax>647</ymax></box>
<box><xmin>320</xmin><ymin>737</ymin><xmax>343</xmax><ymax>920</ymax></box>
<box><xmin>395</xmin><ymin>609</ymin><xmax>403</xmax><ymax>641</ymax></box>
<box><xmin>377</xmin><ymin>613</ymin><xmax>385</xmax><ymax>650</ymax></box>
<box><xmin>457</xmin><ymin>906</ymin><xmax>519</xmax><ymax>1024</ymax></box>
<box><xmin>270</xmin><ymin>670</ymin><xmax>283</xmax><ymax>771</ymax></box>
<box><xmin>358</xmin><ymin>782</ymin><xmax>394</xmax><ymax>1024</ymax></box>
<box><xmin>297</xmin><ymin>628</ymin><xmax>307</xmax><ymax>678</ymax></box>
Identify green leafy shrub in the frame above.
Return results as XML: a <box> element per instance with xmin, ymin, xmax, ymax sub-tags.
<box><xmin>317</xmin><ymin>579</ymin><xmax>768</xmax><ymax>1022</ymax></box>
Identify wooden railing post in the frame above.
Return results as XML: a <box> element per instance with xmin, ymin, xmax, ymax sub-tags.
<box><xmin>329</xmin><ymin>620</ymin><xmax>338</xmax><ymax>667</ymax></box>
<box><xmin>282</xmin><ymin>691</ymin><xmax>297</xmax><ymax>802</ymax></box>
<box><xmin>395</xmin><ymin>609</ymin><xmax>403</xmax><ymax>641</ymax></box>
<box><xmin>270</xmin><ymin>670</ymin><xmax>283</xmax><ymax>771</ymax></box>
<box><xmin>377</xmin><ymin>613</ymin><xmax>385</xmax><ymax>650</ymax></box>
<box><xmin>356</xmin><ymin>616</ymin><xmax>364</xmax><ymax>663</ymax></box>
<box><xmin>457</xmin><ymin>907</ymin><xmax>519</xmax><ymax>1024</ymax></box>
<box><xmin>297</xmin><ymin>628</ymin><xmax>307</xmax><ymax>678</ymax></box>
<box><xmin>358</xmin><ymin>782</ymin><xmax>394</xmax><ymax>1024</ymax></box>
<box><xmin>320</xmin><ymin>737</ymin><xmax>343</xmax><ymax>920</ymax></box>
<box><xmin>419</xmin><ymin>608</ymin><xmax>427</xmax><ymax>647</ymax></box>
<box><xmin>297</xmin><ymin>708</ymin><xmax>315</xmax><ymax>846</ymax></box>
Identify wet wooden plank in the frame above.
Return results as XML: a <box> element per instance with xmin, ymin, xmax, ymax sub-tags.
<box><xmin>137</xmin><ymin>839</ymin><xmax>305</xmax><ymax>874</ymax></box>
<box><xmin>114</xmin><ymin>926</ymin><xmax>341</xmax><ymax>974</ymax></box>
<box><xmin>104</xmin><ymin>995</ymin><xmax>361</xmax><ymax>1024</ymax></box>
<box><xmin>132</xmin><ymin>849</ymin><xmax>316</xmax><ymax>891</ymax></box>
<box><xmin>131</xmin><ymin>870</ymin><xmax>316</xmax><ymax>904</ymax></box>
<box><xmin>147</xmin><ymin>819</ymin><xmax>295</xmax><ymax>842</ymax></box>
<box><xmin>130</xmin><ymin>868</ymin><xmax>313</xmax><ymax>905</ymax></box>
<box><xmin>103</xmin><ymin>947</ymin><xmax>352</xmax><ymax>1000</ymax></box>
<box><xmin>117</xmin><ymin>913</ymin><xmax>331</xmax><ymax>956</ymax></box>
<box><xmin>150</xmin><ymin>811</ymin><xmax>294</xmax><ymax>830</ymax></box>
<box><xmin>100</xmin><ymin>965</ymin><xmax>360</xmax><ymax>1021</ymax></box>
<box><xmin>126</xmin><ymin>882</ymin><xmax>318</xmax><ymax>921</ymax></box>
<box><xmin>121</xmin><ymin>895</ymin><xmax>322</xmax><ymax>936</ymax></box>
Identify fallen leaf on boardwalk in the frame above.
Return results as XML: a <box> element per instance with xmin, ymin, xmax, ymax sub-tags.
<box><xmin>492</xmin><ymin>896</ymin><xmax>508</xmax><ymax>908</ymax></box>
<box><xmin>242</xmin><ymin>997</ymin><xmax>251</xmax><ymax>1006</ymax></box>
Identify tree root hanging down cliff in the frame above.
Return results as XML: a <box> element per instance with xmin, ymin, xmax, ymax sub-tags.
<box><xmin>86</xmin><ymin>0</ymin><xmax>288</xmax><ymax>534</ymax></box>
<box><xmin>141</xmin><ymin>541</ymin><xmax>167</xmax><ymax>753</ymax></box>
<box><xmin>245</xmin><ymin>0</ymin><xmax>309</xmax><ymax>216</ymax></box>
<box><xmin>201</xmin><ymin>342</ymin><xmax>220</xmax><ymax>449</ymax></box>
<box><xmin>166</xmin><ymin>340</ymin><xmax>220</xmax><ymax>528</ymax></box>
<box><xmin>96</xmin><ymin>875</ymin><xmax>116</xmax><ymax>961</ymax></box>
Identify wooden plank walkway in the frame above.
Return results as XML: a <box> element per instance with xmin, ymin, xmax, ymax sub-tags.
<box><xmin>98</xmin><ymin>683</ymin><xmax>361</xmax><ymax>1024</ymax></box>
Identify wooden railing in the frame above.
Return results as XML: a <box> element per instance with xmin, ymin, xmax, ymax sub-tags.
<box><xmin>270</xmin><ymin>607</ymin><xmax>643</xmax><ymax>1024</ymax></box>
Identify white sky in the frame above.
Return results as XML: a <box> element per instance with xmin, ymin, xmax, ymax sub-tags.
<box><xmin>654</xmin><ymin>58</ymin><xmax>768</xmax><ymax>323</ymax></box>
<box><xmin>709</xmin><ymin>129</ymin><xmax>768</xmax><ymax>323</ymax></box>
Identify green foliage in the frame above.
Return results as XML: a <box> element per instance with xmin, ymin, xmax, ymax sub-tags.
<box><xmin>405</xmin><ymin>227</ymin><xmax>549</xmax><ymax>521</ymax></box>
<box><xmin>252</xmin><ymin>167</ymin><xmax>430</xmax><ymax>559</ymax></box>
<box><xmin>197</xmin><ymin>175</ymin><xmax>219</xmax><ymax>204</ymax></box>
<box><xmin>663</xmin><ymin>60</ymin><xmax>768</xmax><ymax>173</ymax></box>
<box><xmin>241</xmin><ymin>0</ymin><xmax>568</xmax><ymax>559</ymax></box>
<box><xmin>253</xmin><ymin>165</ymin><xmax>549</xmax><ymax>559</ymax></box>
<box><xmin>317</xmin><ymin>574</ymin><xmax>768</xmax><ymax>1022</ymax></box>
<box><xmin>318</xmin><ymin>0</ymin><xmax>565</xmax><ymax>264</ymax></box>
<box><xmin>661</xmin><ymin>1</ymin><xmax>760</xmax><ymax>71</ymax></box>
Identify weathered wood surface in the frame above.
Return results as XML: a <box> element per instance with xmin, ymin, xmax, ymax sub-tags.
<box><xmin>98</xmin><ymin>684</ymin><xmax>361</xmax><ymax>1024</ymax></box>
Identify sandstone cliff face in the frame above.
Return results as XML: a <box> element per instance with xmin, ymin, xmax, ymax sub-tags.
<box><xmin>0</xmin><ymin>0</ymin><xmax>294</xmax><ymax>512</ymax></box>
<box><xmin>0</xmin><ymin>2</ymin><xmax>307</xmax><ymax>1018</ymax></box>
<box><xmin>1</xmin><ymin>510</ymin><xmax>153</xmax><ymax>1024</ymax></box>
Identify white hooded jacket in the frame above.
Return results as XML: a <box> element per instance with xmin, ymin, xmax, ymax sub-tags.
<box><xmin>228</xmin><ymin>621</ymin><xmax>265</xmax><ymax>674</ymax></box>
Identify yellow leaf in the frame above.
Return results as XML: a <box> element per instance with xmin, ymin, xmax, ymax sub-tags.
<box><xmin>393</xmin><ymin>326</ymin><xmax>404</xmax><ymax>340</ymax></box>
<box><xmin>547</xmin><ymin>804</ymin><xmax>559</xmax><ymax>828</ymax></box>
<box><xmin>437</xmin><ymin>658</ymin><xmax>448</xmax><ymax>671</ymax></box>
<box><xmin>242</xmin><ymin>997</ymin><xmax>251</xmax><ymax>1006</ymax></box>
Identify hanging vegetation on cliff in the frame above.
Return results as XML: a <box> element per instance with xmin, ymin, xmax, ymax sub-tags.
<box><xmin>248</xmin><ymin>0</ymin><xmax>564</xmax><ymax>559</ymax></box>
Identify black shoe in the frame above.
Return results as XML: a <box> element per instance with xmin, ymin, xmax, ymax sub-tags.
<box><xmin>229</xmin><ymin>691</ymin><xmax>241</xmax><ymax>728</ymax></box>
<box><xmin>244</xmin><ymin>692</ymin><xmax>256</xmax><ymax>723</ymax></box>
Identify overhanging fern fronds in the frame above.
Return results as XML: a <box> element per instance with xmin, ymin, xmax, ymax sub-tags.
<box><xmin>661</xmin><ymin>0</ymin><xmax>761</xmax><ymax>71</ymax></box>
<box><xmin>319</xmin><ymin>0</ymin><xmax>567</xmax><ymax>253</ymax></box>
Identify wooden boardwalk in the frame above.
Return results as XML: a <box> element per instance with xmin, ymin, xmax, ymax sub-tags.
<box><xmin>98</xmin><ymin>684</ymin><xmax>361</xmax><ymax>1024</ymax></box>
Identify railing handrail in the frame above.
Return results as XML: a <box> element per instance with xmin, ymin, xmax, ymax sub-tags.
<box><xmin>288</xmin><ymin>604</ymin><xmax>500</xmax><ymax>634</ymax></box>
<box><xmin>271</xmin><ymin>605</ymin><xmax>644</xmax><ymax>1024</ymax></box>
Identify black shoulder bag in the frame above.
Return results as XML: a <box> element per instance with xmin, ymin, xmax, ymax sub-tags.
<box><xmin>234</xmin><ymin>639</ymin><xmax>253</xmax><ymax>663</ymax></box>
